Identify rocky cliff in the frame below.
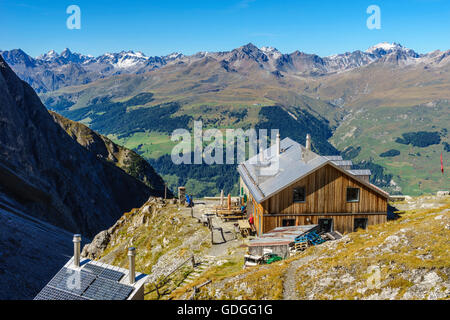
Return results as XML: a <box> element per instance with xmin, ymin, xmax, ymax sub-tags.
<box><xmin>0</xmin><ymin>55</ymin><xmax>165</xmax><ymax>237</ymax></box>
<box><xmin>50</xmin><ymin>111</ymin><xmax>168</xmax><ymax>194</ymax></box>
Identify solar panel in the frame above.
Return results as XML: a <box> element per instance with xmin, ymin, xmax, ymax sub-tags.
<box><xmin>83</xmin><ymin>263</ymin><xmax>125</xmax><ymax>282</ymax></box>
<box><xmin>34</xmin><ymin>286</ymin><xmax>89</xmax><ymax>300</ymax></box>
<box><xmin>36</xmin><ymin>263</ymin><xmax>134</xmax><ymax>300</ymax></box>
<box><xmin>99</xmin><ymin>268</ymin><xmax>124</xmax><ymax>282</ymax></box>
<box><xmin>82</xmin><ymin>263</ymin><xmax>105</xmax><ymax>276</ymax></box>
<box><xmin>82</xmin><ymin>278</ymin><xmax>134</xmax><ymax>300</ymax></box>
<box><xmin>47</xmin><ymin>267</ymin><xmax>96</xmax><ymax>295</ymax></box>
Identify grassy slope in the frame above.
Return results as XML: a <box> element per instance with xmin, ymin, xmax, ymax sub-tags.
<box><xmin>172</xmin><ymin>196</ymin><xmax>450</xmax><ymax>300</ymax></box>
<box><xmin>316</xmin><ymin>61</ymin><xmax>450</xmax><ymax>109</ymax></box>
<box><xmin>40</xmin><ymin>54</ymin><xmax>450</xmax><ymax>196</ymax></box>
<box><xmin>331</xmin><ymin>104</ymin><xmax>450</xmax><ymax>195</ymax></box>
<box><xmin>86</xmin><ymin>199</ymin><xmax>211</xmax><ymax>299</ymax></box>
<box><xmin>107</xmin><ymin>132</ymin><xmax>176</xmax><ymax>160</ymax></box>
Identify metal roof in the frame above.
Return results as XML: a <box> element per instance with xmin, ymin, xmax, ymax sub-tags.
<box><xmin>34</xmin><ymin>257</ymin><xmax>148</xmax><ymax>300</ymax></box>
<box><xmin>323</xmin><ymin>155</ymin><xmax>343</xmax><ymax>161</ymax></box>
<box><xmin>238</xmin><ymin>138</ymin><xmax>328</xmax><ymax>203</ymax></box>
<box><xmin>331</xmin><ymin>160</ymin><xmax>353</xmax><ymax>167</ymax></box>
<box><xmin>249</xmin><ymin>225</ymin><xmax>318</xmax><ymax>247</ymax></box>
<box><xmin>347</xmin><ymin>169</ymin><xmax>372</xmax><ymax>176</ymax></box>
<box><xmin>238</xmin><ymin>137</ymin><xmax>389</xmax><ymax>202</ymax></box>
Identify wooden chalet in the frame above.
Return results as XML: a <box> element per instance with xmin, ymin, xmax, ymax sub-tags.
<box><xmin>238</xmin><ymin>135</ymin><xmax>390</xmax><ymax>236</ymax></box>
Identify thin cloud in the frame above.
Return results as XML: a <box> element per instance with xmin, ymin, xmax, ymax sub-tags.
<box><xmin>237</xmin><ymin>0</ymin><xmax>256</xmax><ymax>9</ymax></box>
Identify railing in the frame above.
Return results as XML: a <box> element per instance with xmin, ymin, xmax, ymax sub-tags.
<box><xmin>189</xmin><ymin>280</ymin><xmax>212</xmax><ymax>300</ymax></box>
<box><xmin>146</xmin><ymin>255</ymin><xmax>196</xmax><ymax>299</ymax></box>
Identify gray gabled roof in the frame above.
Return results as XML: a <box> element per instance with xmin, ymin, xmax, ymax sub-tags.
<box><xmin>238</xmin><ymin>137</ymin><xmax>389</xmax><ymax>203</ymax></box>
<box><xmin>348</xmin><ymin>169</ymin><xmax>372</xmax><ymax>176</ymax></box>
<box><xmin>323</xmin><ymin>155</ymin><xmax>343</xmax><ymax>161</ymax></box>
<box><xmin>331</xmin><ymin>160</ymin><xmax>353</xmax><ymax>167</ymax></box>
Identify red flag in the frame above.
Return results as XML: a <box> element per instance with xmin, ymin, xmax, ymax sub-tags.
<box><xmin>441</xmin><ymin>153</ymin><xmax>444</xmax><ymax>174</ymax></box>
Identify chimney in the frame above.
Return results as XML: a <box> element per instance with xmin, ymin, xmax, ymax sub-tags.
<box><xmin>128</xmin><ymin>247</ymin><xmax>136</xmax><ymax>284</ymax></box>
<box><xmin>306</xmin><ymin>134</ymin><xmax>311</xmax><ymax>151</ymax></box>
<box><xmin>73</xmin><ymin>234</ymin><xmax>81</xmax><ymax>268</ymax></box>
<box><xmin>259</xmin><ymin>140</ymin><xmax>264</xmax><ymax>163</ymax></box>
<box><xmin>276</xmin><ymin>133</ymin><xmax>281</xmax><ymax>156</ymax></box>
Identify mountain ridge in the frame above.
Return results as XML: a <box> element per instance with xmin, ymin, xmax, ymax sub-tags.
<box><xmin>2</xmin><ymin>42</ymin><xmax>443</xmax><ymax>93</ymax></box>
<box><xmin>3</xmin><ymin>42</ymin><xmax>449</xmax><ymax>196</ymax></box>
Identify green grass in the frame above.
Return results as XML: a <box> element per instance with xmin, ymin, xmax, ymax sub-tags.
<box><xmin>107</xmin><ymin>131</ymin><xmax>176</xmax><ymax>159</ymax></box>
<box><xmin>331</xmin><ymin>104</ymin><xmax>450</xmax><ymax>195</ymax></box>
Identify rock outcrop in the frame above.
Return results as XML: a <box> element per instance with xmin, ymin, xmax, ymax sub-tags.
<box><xmin>50</xmin><ymin>111</ymin><xmax>169</xmax><ymax>194</ymax></box>
<box><xmin>0</xmin><ymin>55</ymin><xmax>164</xmax><ymax>237</ymax></box>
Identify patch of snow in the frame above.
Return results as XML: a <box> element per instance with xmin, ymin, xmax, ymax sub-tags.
<box><xmin>366</xmin><ymin>42</ymin><xmax>403</xmax><ymax>53</ymax></box>
<box><xmin>260</xmin><ymin>46</ymin><xmax>282</xmax><ymax>59</ymax></box>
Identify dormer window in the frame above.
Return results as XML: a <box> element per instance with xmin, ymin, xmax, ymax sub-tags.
<box><xmin>293</xmin><ymin>187</ymin><xmax>306</xmax><ymax>203</ymax></box>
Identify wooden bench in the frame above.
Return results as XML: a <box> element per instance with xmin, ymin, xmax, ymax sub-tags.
<box><xmin>222</xmin><ymin>215</ymin><xmax>245</xmax><ymax>221</ymax></box>
<box><xmin>238</xmin><ymin>219</ymin><xmax>251</xmax><ymax>237</ymax></box>
<box><xmin>216</xmin><ymin>209</ymin><xmax>242</xmax><ymax>216</ymax></box>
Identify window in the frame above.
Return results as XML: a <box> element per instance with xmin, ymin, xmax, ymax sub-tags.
<box><xmin>282</xmin><ymin>219</ymin><xmax>295</xmax><ymax>227</ymax></box>
<box><xmin>354</xmin><ymin>218</ymin><xmax>368</xmax><ymax>231</ymax></box>
<box><xmin>293</xmin><ymin>187</ymin><xmax>306</xmax><ymax>203</ymax></box>
<box><xmin>346</xmin><ymin>187</ymin><xmax>360</xmax><ymax>202</ymax></box>
<box><xmin>318</xmin><ymin>219</ymin><xmax>333</xmax><ymax>233</ymax></box>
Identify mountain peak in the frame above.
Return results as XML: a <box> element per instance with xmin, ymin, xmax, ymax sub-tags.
<box><xmin>60</xmin><ymin>48</ymin><xmax>73</xmax><ymax>58</ymax></box>
<box><xmin>366</xmin><ymin>42</ymin><xmax>420</xmax><ymax>59</ymax></box>
<box><xmin>47</xmin><ymin>49</ymin><xmax>58</xmax><ymax>57</ymax></box>
<box><xmin>366</xmin><ymin>42</ymin><xmax>404</xmax><ymax>53</ymax></box>
<box><xmin>260</xmin><ymin>46</ymin><xmax>282</xmax><ymax>58</ymax></box>
<box><xmin>240</xmin><ymin>43</ymin><xmax>260</xmax><ymax>51</ymax></box>
<box><xmin>61</xmin><ymin>48</ymin><xmax>72</xmax><ymax>54</ymax></box>
<box><xmin>165</xmin><ymin>52</ymin><xmax>183</xmax><ymax>60</ymax></box>
<box><xmin>36</xmin><ymin>49</ymin><xmax>59</xmax><ymax>61</ymax></box>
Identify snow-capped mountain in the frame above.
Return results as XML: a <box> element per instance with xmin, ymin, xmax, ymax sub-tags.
<box><xmin>366</xmin><ymin>42</ymin><xmax>420</xmax><ymax>58</ymax></box>
<box><xmin>260</xmin><ymin>46</ymin><xmax>282</xmax><ymax>59</ymax></box>
<box><xmin>0</xmin><ymin>42</ymin><xmax>446</xmax><ymax>93</ymax></box>
<box><xmin>94</xmin><ymin>51</ymin><xmax>150</xmax><ymax>69</ymax></box>
<box><xmin>367</xmin><ymin>42</ymin><xmax>403</xmax><ymax>53</ymax></box>
<box><xmin>164</xmin><ymin>52</ymin><xmax>185</xmax><ymax>61</ymax></box>
<box><xmin>37</xmin><ymin>49</ymin><xmax>59</xmax><ymax>61</ymax></box>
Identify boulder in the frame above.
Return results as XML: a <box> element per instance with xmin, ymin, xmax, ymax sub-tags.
<box><xmin>81</xmin><ymin>230</ymin><xmax>110</xmax><ymax>259</ymax></box>
<box><xmin>437</xmin><ymin>191</ymin><xmax>449</xmax><ymax>197</ymax></box>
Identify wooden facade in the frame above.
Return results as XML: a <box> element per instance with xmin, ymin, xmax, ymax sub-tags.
<box><xmin>244</xmin><ymin>164</ymin><xmax>388</xmax><ymax>235</ymax></box>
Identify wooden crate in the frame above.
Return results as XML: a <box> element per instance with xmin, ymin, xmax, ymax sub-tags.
<box><xmin>294</xmin><ymin>241</ymin><xmax>308</xmax><ymax>251</ymax></box>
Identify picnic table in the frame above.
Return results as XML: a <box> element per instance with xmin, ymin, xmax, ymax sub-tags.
<box><xmin>238</xmin><ymin>219</ymin><xmax>252</xmax><ymax>237</ymax></box>
<box><xmin>216</xmin><ymin>208</ymin><xmax>242</xmax><ymax>216</ymax></box>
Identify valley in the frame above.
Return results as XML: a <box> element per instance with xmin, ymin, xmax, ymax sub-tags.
<box><xmin>2</xmin><ymin>42</ymin><xmax>449</xmax><ymax>198</ymax></box>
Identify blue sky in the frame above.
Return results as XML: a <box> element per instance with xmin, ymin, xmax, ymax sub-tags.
<box><xmin>0</xmin><ymin>0</ymin><xmax>449</xmax><ymax>57</ymax></box>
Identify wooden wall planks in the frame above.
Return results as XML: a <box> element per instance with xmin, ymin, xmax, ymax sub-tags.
<box><xmin>252</xmin><ymin>164</ymin><xmax>388</xmax><ymax>235</ymax></box>
<box><xmin>262</xmin><ymin>164</ymin><xmax>387</xmax><ymax>215</ymax></box>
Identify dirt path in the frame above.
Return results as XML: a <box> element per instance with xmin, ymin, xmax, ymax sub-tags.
<box><xmin>191</xmin><ymin>200</ymin><xmax>240</xmax><ymax>258</ymax></box>
<box><xmin>282</xmin><ymin>255</ymin><xmax>316</xmax><ymax>300</ymax></box>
